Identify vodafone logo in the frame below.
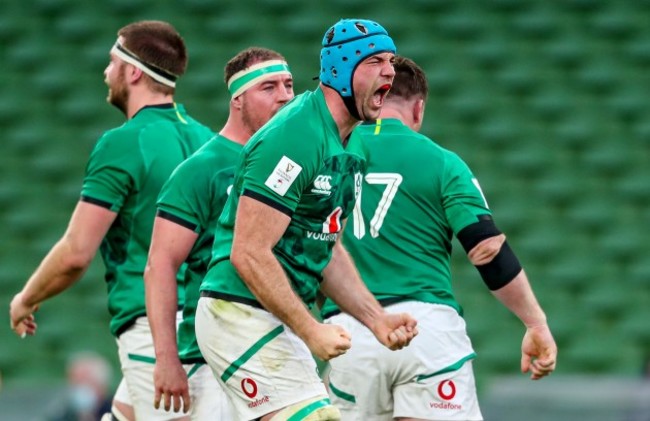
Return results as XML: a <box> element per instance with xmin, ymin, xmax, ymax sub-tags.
<box><xmin>241</xmin><ymin>378</ymin><xmax>258</xmax><ymax>398</ymax></box>
<box><xmin>437</xmin><ymin>379</ymin><xmax>456</xmax><ymax>401</ymax></box>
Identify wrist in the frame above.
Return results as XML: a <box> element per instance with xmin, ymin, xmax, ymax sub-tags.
<box><xmin>19</xmin><ymin>290</ymin><xmax>38</xmax><ymax>308</ymax></box>
<box><xmin>524</xmin><ymin>317</ymin><xmax>547</xmax><ymax>329</ymax></box>
<box><xmin>356</xmin><ymin>303</ymin><xmax>385</xmax><ymax>330</ymax></box>
<box><xmin>292</xmin><ymin>315</ymin><xmax>320</xmax><ymax>341</ymax></box>
<box><xmin>154</xmin><ymin>346</ymin><xmax>179</xmax><ymax>361</ymax></box>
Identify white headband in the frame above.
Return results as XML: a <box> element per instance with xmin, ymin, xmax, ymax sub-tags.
<box><xmin>111</xmin><ymin>40</ymin><xmax>178</xmax><ymax>88</ymax></box>
<box><xmin>227</xmin><ymin>60</ymin><xmax>291</xmax><ymax>98</ymax></box>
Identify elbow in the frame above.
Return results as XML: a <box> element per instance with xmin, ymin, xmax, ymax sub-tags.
<box><xmin>230</xmin><ymin>242</ymin><xmax>261</xmax><ymax>280</ymax></box>
<box><xmin>230</xmin><ymin>244</ymin><xmax>248</xmax><ymax>275</ymax></box>
<box><xmin>59</xmin><ymin>232</ymin><xmax>95</xmax><ymax>273</ymax></box>
<box><xmin>143</xmin><ymin>262</ymin><xmax>154</xmax><ymax>286</ymax></box>
<box><xmin>144</xmin><ymin>255</ymin><xmax>182</xmax><ymax>287</ymax></box>
<box><xmin>475</xmin><ymin>241</ymin><xmax>522</xmax><ymax>291</ymax></box>
<box><xmin>61</xmin><ymin>245</ymin><xmax>93</xmax><ymax>273</ymax></box>
<box><xmin>467</xmin><ymin>234</ymin><xmax>506</xmax><ymax>265</ymax></box>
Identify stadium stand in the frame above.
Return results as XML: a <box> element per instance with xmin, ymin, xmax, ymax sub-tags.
<box><xmin>1</xmin><ymin>1</ymin><xmax>649</xmax><ymax>418</ymax></box>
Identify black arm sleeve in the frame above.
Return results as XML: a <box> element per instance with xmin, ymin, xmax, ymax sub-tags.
<box><xmin>456</xmin><ymin>215</ymin><xmax>522</xmax><ymax>291</ymax></box>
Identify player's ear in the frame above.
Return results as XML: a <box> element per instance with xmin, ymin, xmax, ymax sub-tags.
<box><xmin>413</xmin><ymin>98</ymin><xmax>425</xmax><ymax>129</ymax></box>
<box><xmin>231</xmin><ymin>94</ymin><xmax>243</xmax><ymax>110</ymax></box>
<box><xmin>126</xmin><ymin>64</ymin><xmax>143</xmax><ymax>84</ymax></box>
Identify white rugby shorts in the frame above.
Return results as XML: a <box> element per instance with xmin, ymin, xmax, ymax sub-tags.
<box><xmin>195</xmin><ymin>297</ymin><xmax>330</xmax><ymax>420</ymax></box>
<box><xmin>117</xmin><ymin>313</ymin><xmax>232</xmax><ymax>420</ymax></box>
<box><xmin>325</xmin><ymin>301</ymin><xmax>483</xmax><ymax>420</ymax></box>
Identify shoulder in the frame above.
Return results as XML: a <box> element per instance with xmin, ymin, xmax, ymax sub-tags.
<box><xmin>418</xmin><ymin>137</ymin><xmax>471</xmax><ymax>175</ymax></box>
<box><xmin>251</xmin><ymin>99</ymin><xmax>324</xmax><ymax>152</ymax></box>
<box><xmin>97</xmin><ymin>123</ymin><xmax>132</xmax><ymax>143</ymax></box>
<box><xmin>267</xmin><ymin>90</ymin><xmax>322</xmax><ymax>134</ymax></box>
<box><xmin>98</xmin><ymin>118</ymin><xmax>170</xmax><ymax>145</ymax></box>
<box><xmin>185</xmin><ymin>118</ymin><xmax>215</xmax><ymax>140</ymax></box>
<box><xmin>179</xmin><ymin>139</ymin><xmax>240</xmax><ymax>174</ymax></box>
<box><xmin>399</xmin><ymin>128</ymin><xmax>465</xmax><ymax>165</ymax></box>
<box><xmin>90</xmin><ymin>124</ymin><xmax>137</xmax><ymax>155</ymax></box>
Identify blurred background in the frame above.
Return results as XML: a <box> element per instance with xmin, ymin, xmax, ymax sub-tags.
<box><xmin>1</xmin><ymin>0</ymin><xmax>649</xmax><ymax>419</ymax></box>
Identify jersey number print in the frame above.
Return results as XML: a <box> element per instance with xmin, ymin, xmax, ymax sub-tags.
<box><xmin>352</xmin><ymin>172</ymin><xmax>403</xmax><ymax>239</ymax></box>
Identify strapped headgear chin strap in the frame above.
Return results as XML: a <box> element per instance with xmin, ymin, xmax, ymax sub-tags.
<box><xmin>227</xmin><ymin>60</ymin><xmax>292</xmax><ymax>99</ymax></box>
<box><xmin>111</xmin><ymin>40</ymin><xmax>178</xmax><ymax>88</ymax></box>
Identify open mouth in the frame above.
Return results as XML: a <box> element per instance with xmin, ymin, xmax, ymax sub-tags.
<box><xmin>373</xmin><ymin>84</ymin><xmax>392</xmax><ymax>107</ymax></box>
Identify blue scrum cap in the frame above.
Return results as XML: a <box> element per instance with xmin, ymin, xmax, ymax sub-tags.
<box><xmin>319</xmin><ymin>19</ymin><xmax>396</xmax><ymax>99</ymax></box>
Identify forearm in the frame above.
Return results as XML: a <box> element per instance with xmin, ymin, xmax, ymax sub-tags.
<box><xmin>233</xmin><ymin>249</ymin><xmax>318</xmax><ymax>338</ymax></box>
<box><xmin>22</xmin><ymin>238</ymin><xmax>90</xmax><ymax>306</ymax></box>
<box><xmin>491</xmin><ymin>269</ymin><xmax>547</xmax><ymax>327</ymax></box>
<box><xmin>145</xmin><ymin>264</ymin><xmax>180</xmax><ymax>360</ymax></box>
<box><xmin>321</xmin><ymin>243</ymin><xmax>383</xmax><ymax>328</ymax></box>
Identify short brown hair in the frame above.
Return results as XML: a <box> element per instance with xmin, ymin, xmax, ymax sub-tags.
<box><xmin>224</xmin><ymin>47</ymin><xmax>286</xmax><ymax>85</ymax></box>
<box><xmin>118</xmin><ymin>20</ymin><xmax>187</xmax><ymax>94</ymax></box>
<box><xmin>386</xmin><ymin>56</ymin><xmax>428</xmax><ymax>102</ymax></box>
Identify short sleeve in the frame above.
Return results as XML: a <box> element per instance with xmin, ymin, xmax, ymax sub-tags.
<box><xmin>241</xmin><ymin>130</ymin><xmax>319</xmax><ymax>213</ymax></box>
<box><xmin>441</xmin><ymin>151</ymin><xmax>492</xmax><ymax>234</ymax></box>
<box><xmin>156</xmin><ymin>158</ymin><xmax>205</xmax><ymax>233</ymax></box>
<box><xmin>81</xmin><ymin>131</ymin><xmax>140</xmax><ymax>212</ymax></box>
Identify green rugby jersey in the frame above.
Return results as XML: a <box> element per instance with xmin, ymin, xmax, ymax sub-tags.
<box><xmin>321</xmin><ymin>118</ymin><xmax>491</xmax><ymax>318</ymax></box>
<box><xmin>200</xmin><ymin>88</ymin><xmax>366</xmax><ymax>307</ymax></box>
<box><xmin>81</xmin><ymin>103</ymin><xmax>213</xmax><ymax>337</ymax></box>
<box><xmin>156</xmin><ymin>135</ymin><xmax>242</xmax><ymax>363</ymax></box>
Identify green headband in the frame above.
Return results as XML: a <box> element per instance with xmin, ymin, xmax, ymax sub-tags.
<box><xmin>227</xmin><ymin>60</ymin><xmax>291</xmax><ymax>98</ymax></box>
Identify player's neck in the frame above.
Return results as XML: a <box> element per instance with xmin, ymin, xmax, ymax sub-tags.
<box><xmin>380</xmin><ymin>102</ymin><xmax>419</xmax><ymax>131</ymax></box>
<box><xmin>321</xmin><ymin>85</ymin><xmax>360</xmax><ymax>142</ymax></box>
<box><xmin>220</xmin><ymin>112</ymin><xmax>252</xmax><ymax>146</ymax></box>
<box><xmin>126</xmin><ymin>88</ymin><xmax>174</xmax><ymax>119</ymax></box>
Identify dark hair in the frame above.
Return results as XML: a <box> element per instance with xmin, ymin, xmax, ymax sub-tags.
<box><xmin>224</xmin><ymin>47</ymin><xmax>286</xmax><ymax>84</ymax></box>
<box><xmin>118</xmin><ymin>20</ymin><xmax>187</xmax><ymax>94</ymax></box>
<box><xmin>386</xmin><ymin>56</ymin><xmax>428</xmax><ymax>102</ymax></box>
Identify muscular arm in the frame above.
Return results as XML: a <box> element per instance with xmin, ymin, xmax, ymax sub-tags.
<box><xmin>231</xmin><ymin>196</ymin><xmax>358</xmax><ymax>360</ymax></box>
<box><xmin>230</xmin><ymin>195</ymin><xmax>319</xmax><ymax>339</ymax></box>
<box><xmin>469</xmin><ymin>236</ymin><xmax>557</xmax><ymax>379</ymax></box>
<box><xmin>492</xmin><ymin>270</ymin><xmax>557</xmax><ymax>379</ymax></box>
<box><xmin>320</xmin><ymin>241</ymin><xmax>384</xmax><ymax>326</ymax></box>
<box><xmin>144</xmin><ymin>216</ymin><xmax>197</xmax><ymax>413</ymax></box>
<box><xmin>10</xmin><ymin>201</ymin><xmax>116</xmax><ymax>335</ymax></box>
<box><xmin>320</xmin><ymin>236</ymin><xmax>417</xmax><ymax>350</ymax></box>
<box><xmin>490</xmin><ymin>269</ymin><xmax>546</xmax><ymax>327</ymax></box>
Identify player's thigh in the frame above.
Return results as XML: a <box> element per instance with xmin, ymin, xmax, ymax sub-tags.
<box><xmin>110</xmin><ymin>379</ymin><xmax>135</xmax><ymax>421</ymax></box>
<box><xmin>117</xmin><ymin>317</ymin><xmax>188</xmax><ymax>421</ymax></box>
<box><xmin>393</xmin><ymin>360</ymin><xmax>482</xmax><ymax>421</ymax></box>
<box><xmin>187</xmin><ymin>363</ymin><xmax>234</xmax><ymax>421</ymax></box>
<box><xmin>195</xmin><ymin>297</ymin><xmax>329</xmax><ymax>420</ymax></box>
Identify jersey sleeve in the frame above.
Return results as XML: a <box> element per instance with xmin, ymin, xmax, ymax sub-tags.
<box><xmin>441</xmin><ymin>151</ymin><xmax>493</xmax><ymax>234</ymax></box>
<box><xmin>240</xmin><ymin>129</ymin><xmax>319</xmax><ymax>213</ymax></box>
<box><xmin>81</xmin><ymin>131</ymin><xmax>140</xmax><ymax>212</ymax></box>
<box><xmin>156</xmin><ymin>156</ymin><xmax>206</xmax><ymax>233</ymax></box>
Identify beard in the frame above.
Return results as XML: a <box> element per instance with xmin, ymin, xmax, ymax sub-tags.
<box><xmin>106</xmin><ymin>67</ymin><xmax>129</xmax><ymax>114</ymax></box>
<box><xmin>241</xmin><ymin>99</ymin><xmax>273</xmax><ymax>137</ymax></box>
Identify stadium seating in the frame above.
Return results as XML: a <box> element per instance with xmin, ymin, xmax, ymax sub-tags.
<box><xmin>1</xmin><ymin>0</ymin><xmax>648</xmax><ymax>398</ymax></box>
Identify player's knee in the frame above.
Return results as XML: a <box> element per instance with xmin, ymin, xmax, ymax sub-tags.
<box><xmin>269</xmin><ymin>396</ymin><xmax>341</xmax><ymax>421</ymax></box>
<box><xmin>108</xmin><ymin>404</ymin><xmax>132</xmax><ymax>421</ymax></box>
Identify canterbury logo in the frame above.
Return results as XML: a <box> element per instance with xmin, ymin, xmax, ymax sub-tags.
<box><xmin>312</xmin><ymin>175</ymin><xmax>332</xmax><ymax>195</ymax></box>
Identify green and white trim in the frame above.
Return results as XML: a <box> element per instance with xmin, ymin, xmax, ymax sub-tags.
<box><xmin>227</xmin><ymin>60</ymin><xmax>291</xmax><ymax>98</ymax></box>
<box><xmin>220</xmin><ymin>325</ymin><xmax>285</xmax><ymax>383</ymax></box>
<box><xmin>416</xmin><ymin>352</ymin><xmax>477</xmax><ymax>382</ymax></box>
